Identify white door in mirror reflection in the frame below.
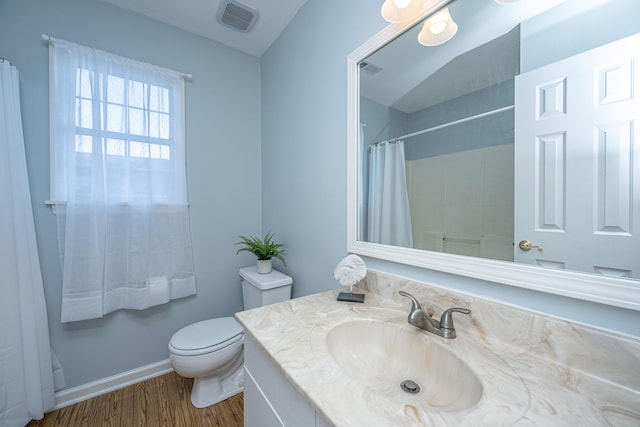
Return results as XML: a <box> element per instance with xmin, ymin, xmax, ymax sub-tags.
<box><xmin>515</xmin><ymin>33</ymin><xmax>640</xmax><ymax>279</ymax></box>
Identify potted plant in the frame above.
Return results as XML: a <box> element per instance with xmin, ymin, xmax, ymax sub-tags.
<box><xmin>235</xmin><ymin>231</ymin><xmax>286</xmax><ymax>274</ymax></box>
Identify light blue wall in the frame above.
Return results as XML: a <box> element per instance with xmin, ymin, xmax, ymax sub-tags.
<box><xmin>360</xmin><ymin>82</ymin><xmax>514</xmax><ymax>163</ymax></box>
<box><xmin>360</xmin><ymin>97</ymin><xmax>408</xmax><ymax>147</ymax></box>
<box><xmin>260</xmin><ymin>0</ymin><xmax>385</xmax><ymax>298</ymax></box>
<box><xmin>262</xmin><ymin>0</ymin><xmax>639</xmax><ymax>337</ymax></box>
<box><xmin>520</xmin><ymin>0</ymin><xmax>640</xmax><ymax>73</ymax></box>
<box><xmin>405</xmin><ymin>80</ymin><xmax>514</xmax><ymax>161</ymax></box>
<box><xmin>0</xmin><ymin>0</ymin><xmax>262</xmax><ymax>388</ymax></box>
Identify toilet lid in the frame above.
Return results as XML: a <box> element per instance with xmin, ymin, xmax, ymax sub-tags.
<box><xmin>170</xmin><ymin>317</ymin><xmax>243</xmax><ymax>353</ymax></box>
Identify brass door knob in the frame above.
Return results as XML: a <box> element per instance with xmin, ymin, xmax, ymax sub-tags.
<box><xmin>518</xmin><ymin>240</ymin><xmax>543</xmax><ymax>252</ymax></box>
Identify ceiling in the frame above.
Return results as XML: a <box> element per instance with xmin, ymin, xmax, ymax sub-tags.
<box><xmin>101</xmin><ymin>0</ymin><xmax>308</xmax><ymax>57</ymax></box>
<box><xmin>361</xmin><ymin>0</ymin><xmax>572</xmax><ymax>113</ymax></box>
<box><xmin>361</xmin><ymin>0</ymin><xmax>623</xmax><ymax>114</ymax></box>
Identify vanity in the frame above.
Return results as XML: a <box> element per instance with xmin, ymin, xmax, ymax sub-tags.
<box><xmin>236</xmin><ymin>0</ymin><xmax>640</xmax><ymax>424</ymax></box>
<box><xmin>236</xmin><ymin>270</ymin><xmax>640</xmax><ymax>426</ymax></box>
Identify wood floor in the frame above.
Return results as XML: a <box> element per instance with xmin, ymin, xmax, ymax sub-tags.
<box><xmin>27</xmin><ymin>372</ymin><xmax>243</xmax><ymax>427</ymax></box>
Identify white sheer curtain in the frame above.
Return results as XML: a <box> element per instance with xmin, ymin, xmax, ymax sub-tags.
<box><xmin>50</xmin><ymin>38</ymin><xmax>196</xmax><ymax>322</ymax></box>
<box><xmin>367</xmin><ymin>140</ymin><xmax>413</xmax><ymax>247</ymax></box>
<box><xmin>358</xmin><ymin>124</ymin><xmax>367</xmax><ymax>240</ymax></box>
<box><xmin>0</xmin><ymin>60</ymin><xmax>55</xmax><ymax>426</ymax></box>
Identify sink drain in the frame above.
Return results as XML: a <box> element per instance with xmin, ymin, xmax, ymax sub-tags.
<box><xmin>400</xmin><ymin>379</ymin><xmax>421</xmax><ymax>394</ymax></box>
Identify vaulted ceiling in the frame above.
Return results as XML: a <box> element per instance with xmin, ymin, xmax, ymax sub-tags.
<box><xmin>101</xmin><ymin>0</ymin><xmax>308</xmax><ymax>57</ymax></box>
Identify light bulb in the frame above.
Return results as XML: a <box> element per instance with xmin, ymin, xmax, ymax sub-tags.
<box><xmin>394</xmin><ymin>0</ymin><xmax>412</xmax><ymax>8</ymax></box>
<box><xmin>418</xmin><ymin>7</ymin><xmax>457</xmax><ymax>46</ymax></box>
<box><xmin>429</xmin><ymin>22</ymin><xmax>446</xmax><ymax>34</ymax></box>
<box><xmin>381</xmin><ymin>0</ymin><xmax>425</xmax><ymax>23</ymax></box>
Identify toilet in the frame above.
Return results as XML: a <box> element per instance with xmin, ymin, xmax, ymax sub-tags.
<box><xmin>168</xmin><ymin>266</ymin><xmax>293</xmax><ymax>408</ymax></box>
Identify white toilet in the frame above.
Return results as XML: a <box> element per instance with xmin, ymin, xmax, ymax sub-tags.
<box><xmin>168</xmin><ymin>266</ymin><xmax>293</xmax><ymax>408</ymax></box>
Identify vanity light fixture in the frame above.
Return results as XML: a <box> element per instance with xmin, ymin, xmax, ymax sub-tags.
<box><xmin>417</xmin><ymin>7</ymin><xmax>458</xmax><ymax>46</ymax></box>
<box><xmin>381</xmin><ymin>0</ymin><xmax>426</xmax><ymax>23</ymax></box>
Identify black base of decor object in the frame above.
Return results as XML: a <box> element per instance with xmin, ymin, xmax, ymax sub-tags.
<box><xmin>337</xmin><ymin>292</ymin><xmax>365</xmax><ymax>303</ymax></box>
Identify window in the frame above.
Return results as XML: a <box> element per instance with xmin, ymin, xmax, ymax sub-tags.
<box><xmin>48</xmin><ymin>38</ymin><xmax>196</xmax><ymax>322</ymax></box>
<box><xmin>49</xmin><ymin>38</ymin><xmax>188</xmax><ymax>204</ymax></box>
<box><xmin>74</xmin><ymin>70</ymin><xmax>172</xmax><ymax>160</ymax></box>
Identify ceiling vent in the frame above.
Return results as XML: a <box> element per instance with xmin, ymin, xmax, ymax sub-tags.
<box><xmin>359</xmin><ymin>61</ymin><xmax>383</xmax><ymax>76</ymax></box>
<box><xmin>217</xmin><ymin>0</ymin><xmax>259</xmax><ymax>33</ymax></box>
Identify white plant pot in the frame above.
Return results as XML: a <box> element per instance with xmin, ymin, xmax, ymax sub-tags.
<box><xmin>256</xmin><ymin>259</ymin><xmax>272</xmax><ymax>274</ymax></box>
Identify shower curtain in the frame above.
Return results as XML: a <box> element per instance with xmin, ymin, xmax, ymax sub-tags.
<box><xmin>367</xmin><ymin>140</ymin><xmax>413</xmax><ymax>247</ymax></box>
<box><xmin>358</xmin><ymin>124</ymin><xmax>367</xmax><ymax>240</ymax></box>
<box><xmin>0</xmin><ymin>60</ymin><xmax>55</xmax><ymax>425</ymax></box>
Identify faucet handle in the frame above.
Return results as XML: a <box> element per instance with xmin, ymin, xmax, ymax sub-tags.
<box><xmin>440</xmin><ymin>307</ymin><xmax>471</xmax><ymax>329</ymax></box>
<box><xmin>399</xmin><ymin>291</ymin><xmax>422</xmax><ymax>311</ymax></box>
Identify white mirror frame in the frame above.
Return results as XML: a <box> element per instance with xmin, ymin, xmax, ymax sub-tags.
<box><xmin>346</xmin><ymin>0</ymin><xmax>640</xmax><ymax>312</ymax></box>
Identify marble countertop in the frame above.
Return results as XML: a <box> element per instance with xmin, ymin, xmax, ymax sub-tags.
<box><xmin>235</xmin><ymin>275</ymin><xmax>640</xmax><ymax>426</ymax></box>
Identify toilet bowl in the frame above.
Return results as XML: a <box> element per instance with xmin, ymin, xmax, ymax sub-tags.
<box><xmin>169</xmin><ymin>317</ymin><xmax>244</xmax><ymax>408</ymax></box>
<box><xmin>168</xmin><ymin>266</ymin><xmax>292</xmax><ymax>408</ymax></box>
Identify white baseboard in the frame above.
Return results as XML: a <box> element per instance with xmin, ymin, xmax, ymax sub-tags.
<box><xmin>52</xmin><ymin>359</ymin><xmax>174</xmax><ymax>411</ymax></box>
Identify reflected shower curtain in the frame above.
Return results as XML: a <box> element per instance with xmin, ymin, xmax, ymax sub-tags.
<box><xmin>358</xmin><ymin>124</ymin><xmax>367</xmax><ymax>240</ymax></box>
<box><xmin>0</xmin><ymin>60</ymin><xmax>55</xmax><ymax>425</ymax></box>
<box><xmin>367</xmin><ymin>140</ymin><xmax>413</xmax><ymax>247</ymax></box>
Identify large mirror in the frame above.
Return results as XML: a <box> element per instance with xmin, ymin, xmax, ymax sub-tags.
<box><xmin>347</xmin><ymin>0</ymin><xmax>640</xmax><ymax>310</ymax></box>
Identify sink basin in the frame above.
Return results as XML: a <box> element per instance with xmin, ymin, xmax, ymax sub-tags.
<box><xmin>326</xmin><ymin>320</ymin><xmax>483</xmax><ymax>412</ymax></box>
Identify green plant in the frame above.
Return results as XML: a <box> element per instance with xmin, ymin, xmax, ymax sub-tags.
<box><xmin>235</xmin><ymin>231</ymin><xmax>286</xmax><ymax>266</ymax></box>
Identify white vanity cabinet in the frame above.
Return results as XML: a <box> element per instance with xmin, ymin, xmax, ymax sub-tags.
<box><xmin>244</xmin><ymin>334</ymin><xmax>331</xmax><ymax>427</ymax></box>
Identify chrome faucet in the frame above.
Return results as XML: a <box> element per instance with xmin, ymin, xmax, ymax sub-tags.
<box><xmin>399</xmin><ymin>291</ymin><xmax>470</xmax><ymax>339</ymax></box>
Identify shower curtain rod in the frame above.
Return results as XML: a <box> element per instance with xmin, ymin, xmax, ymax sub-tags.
<box><xmin>373</xmin><ymin>104</ymin><xmax>514</xmax><ymax>146</ymax></box>
<box><xmin>41</xmin><ymin>34</ymin><xmax>193</xmax><ymax>80</ymax></box>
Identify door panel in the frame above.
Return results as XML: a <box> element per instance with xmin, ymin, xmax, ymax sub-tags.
<box><xmin>515</xmin><ymin>33</ymin><xmax>640</xmax><ymax>279</ymax></box>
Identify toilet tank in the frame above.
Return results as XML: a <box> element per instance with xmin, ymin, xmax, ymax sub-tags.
<box><xmin>239</xmin><ymin>266</ymin><xmax>293</xmax><ymax>310</ymax></box>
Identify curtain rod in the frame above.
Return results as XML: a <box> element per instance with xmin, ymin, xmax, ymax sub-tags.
<box><xmin>372</xmin><ymin>104</ymin><xmax>514</xmax><ymax>146</ymax></box>
<box><xmin>41</xmin><ymin>34</ymin><xmax>193</xmax><ymax>81</ymax></box>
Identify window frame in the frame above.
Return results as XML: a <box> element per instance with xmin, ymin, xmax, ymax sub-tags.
<box><xmin>46</xmin><ymin>37</ymin><xmax>189</xmax><ymax>209</ymax></box>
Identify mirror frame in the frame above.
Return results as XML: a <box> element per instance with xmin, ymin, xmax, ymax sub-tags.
<box><xmin>346</xmin><ymin>0</ymin><xmax>640</xmax><ymax>311</ymax></box>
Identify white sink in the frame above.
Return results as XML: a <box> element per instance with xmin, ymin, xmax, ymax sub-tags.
<box><xmin>326</xmin><ymin>319</ymin><xmax>483</xmax><ymax>412</ymax></box>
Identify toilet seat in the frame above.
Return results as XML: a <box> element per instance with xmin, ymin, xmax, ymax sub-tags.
<box><xmin>169</xmin><ymin>317</ymin><xmax>244</xmax><ymax>356</ymax></box>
